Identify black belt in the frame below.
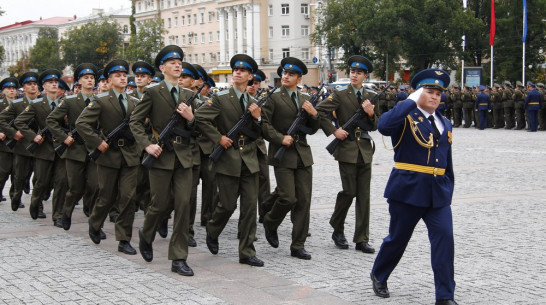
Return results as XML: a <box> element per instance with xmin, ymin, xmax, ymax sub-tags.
<box><xmin>110</xmin><ymin>138</ymin><xmax>135</xmax><ymax>150</ymax></box>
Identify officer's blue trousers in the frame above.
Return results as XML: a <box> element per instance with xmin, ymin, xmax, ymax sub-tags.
<box><xmin>478</xmin><ymin>110</ymin><xmax>488</xmax><ymax>130</ymax></box>
<box><xmin>528</xmin><ymin>110</ymin><xmax>538</xmax><ymax>131</ymax></box>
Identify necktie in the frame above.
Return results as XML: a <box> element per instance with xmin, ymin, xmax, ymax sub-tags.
<box><xmin>50</xmin><ymin>102</ymin><xmax>56</xmax><ymax>111</ymax></box>
<box><xmin>171</xmin><ymin>87</ymin><xmax>178</xmax><ymax>107</ymax></box>
<box><xmin>357</xmin><ymin>91</ymin><xmax>362</xmax><ymax>103</ymax></box>
<box><xmin>118</xmin><ymin>94</ymin><xmax>126</xmax><ymax>117</ymax></box>
<box><xmin>239</xmin><ymin>94</ymin><xmax>246</xmax><ymax>112</ymax></box>
<box><xmin>428</xmin><ymin>115</ymin><xmax>440</xmax><ymax>139</ymax></box>
<box><xmin>85</xmin><ymin>98</ymin><xmax>90</xmax><ymax>106</ymax></box>
<box><xmin>291</xmin><ymin>92</ymin><xmax>299</xmax><ymax>110</ymax></box>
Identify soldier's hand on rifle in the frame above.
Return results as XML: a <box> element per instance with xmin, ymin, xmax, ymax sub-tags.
<box><xmin>33</xmin><ymin>134</ymin><xmax>43</xmax><ymax>144</ymax></box>
<box><xmin>14</xmin><ymin>131</ymin><xmax>23</xmax><ymax>140</ymax></box>
<box><xmin>281</xmin><ymin>135</ymin><xmax>294</xmax><ymax>147</ymax></box>
<box><xmin>0</xmin><ymin>132</ymin><xmax>5</xmax><ymax>141</ymax></box>
<box><xmin>301</xmin><ymin>101</ymin><xmax>318</xmax><ymax>117</ymax></box>
<box><xmin>97</xmin><ymin>140</ymin><xmax>109</xmax><ymax>153</ymax></box>
<box><xmin>333</xmin><ymin>127</ymin><xmax>349</xmax><ymax>140</ymax></box>
<box><xmin>219</xmin><ymin>136</ymin><xmax>233</xmax><ymax>149</ymax></box>
<box><xmin>248</xmin><ymin>103</ymin><xmax>261</xmax><ymax>119</ymax></box>
<box><xmin>145</xmin><ymin>144</ymin><xmax>162</xmax><ymax>158</ymax></box>
<box><xmin>64</xmin><ymin>136</ymin><xmax>75</xmax><ymax>147</ymax></box>
<box><xmin>361</xmin><ymin>100</ymin><xmax>375</xmax><ymax>117</ymax></box>
<box><xmin>177</xmin><ymin>103</ymin><xmax>194</xmax><ymax>121</ymax></box>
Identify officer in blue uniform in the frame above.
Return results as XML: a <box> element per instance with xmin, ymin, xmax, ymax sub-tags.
<box><xmin>370</xmin><ymin>69</ymin><xmax>458</xmax><ymax>305</ymax></box>
<box><xmin>525</xmin><ymin>82</ymin><xmax>543</xmax><ymax>132</ymax></box>
<box><xmin>396</xmin><ymin>85</ymin><xmax>407</xmax><ymax>103</ymax></box>
<box><xmin>475</xmin><ymin>85</ymin><xmax>491</xmax><ymax>130</ymax></box>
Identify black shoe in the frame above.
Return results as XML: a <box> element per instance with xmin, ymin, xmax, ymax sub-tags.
<box><xmin>355</xmin><ymin>242</ymin><xmax>375</xmax><ymax>253</ymax></box>
<box><xmin>83</xmin><ymin>207</ymin><xmax>90</xmax><ymax>217</ymax></box>
<box><xmin>139</xmin><ymin>229</ymin><xmax>153</xmax><ymax>262</ymax></box>
<box><xmin>188</xmin><ymin>236</ymin><xmax>197</xmax><ymax>247</ymax></box>
<box><xmin>435</xmin><ymin>300</ymin><xmax>458</xmax><ymax>305</ymax></box>
<box><xmin>37</xmin><ymin>210</ymin><xmax>46</xmax><ymax>219</ymax></box>
<box><xmin>171</xmin><ymin>259</ymin><xmax>194</xmax><ymax>276</ymax></box>
<box><xmin>89</xmin><ymin>224</ymin><xmax>101</xmax><ymax>244</ymax></box>
<box><xmin>157</xmin><ymin>219</ymin><xmax>168</xmax><ymax>238</ymax></box>
<box><xmin>263</xmin><ymin>223</ymin><xmax>279</xmax><ymax>248</ymax></box>
<box><xmin>371</xmin><ymin>273</ymin><xmax>390</xmax><ymax>298</ymax></box>
<box><xmin>53</xmin><ymin>218</ymin><xmax>63</xmax><ymax>228</ymax></box>
<box><xmin>19</xmin><ymin>202</ymin><xmax>24</xmax><ymax>208</ymax></box>
<box><xmin>0</xmin><ymin>196</ymin><xmax>5</xmax><ymax>202</ymax></box>
<box><xmin>258</xmin><ymin>215</ymin><xmax>264</xmax><ymax>223</ymax></box>
<box><xmin>42</xmin><ymin>191</ymin><xmax>51</xmax><ymax>201</ymax></box>
<box><xmin>23</xmin><ymin>183</ymin><xmax>30</xmax><ymax>194</ymax></box>
<box><xmin>62</xmin><ymin>213</ymin><xmax>71</xmax><ymax>231</ymax></box>
<box><xmin>109</xmin><ymin>215</ymin><xmax>118</xmax><ymax>223</ymax></box>
<box><xmin>332</xmin><ymin>231</ymin><xmax>349</xmax><ymax>249</ymax></box>
<box><xmin>118</xmin><ymin>241</ymin><xmax>137</xmax><ymax>255</ymax></box>
<box><xmin>290</xmin><ymin>248</ymin><xmax>312</xmax><ymax>260</ymax></box>
<box><xmin>200</xmin><ymin>220</ymin><xmax>207</xmax><ymax>227</ymax></box>
<box><xmin>206</xmin><ymin>230</ymin><xmax>218</xmax><ymax>255</ymax></box>
<box><xmin>29</xmin><ymin>204</ymin><xmax>39</xmax><ymax>220</ymax></box>
<box><xmin>11</xmin><ymin>198</ymin><xmax>20</xmax><ymax>211</ymax></box>
<box><xmin>239</xmin><ymin>256</ymin><xmax>264</xmax><ymax>267</ymax></box>
<box><xmin>99</xmin><ymin>229</ymin><xmax>106</xmax><ymax>240</ymax></box>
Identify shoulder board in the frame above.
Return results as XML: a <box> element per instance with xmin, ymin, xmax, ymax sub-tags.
<box><xmin>217</xmin><ymin>90</ymin><xmax>229</xmax><ymax>96</ymax></box>
<box><xmin>335</xmin><ymin>85</ymin><xmax>348</xmax><ymax>91</ymax></box>
<box><xmin>31</xmin><ymin>98</ymin><xmax>43</xmax><ymax>103</ymax></box>
<box><xmin>300</xmin><ymin>92</ymin><xmax>310</xmax><ymax>97</ymax></box>
<box><xmin>96</xmin><ymin>92</ymin><xmax>109</xmax><ymax>98</ymax></box>
<box><xmin>128</xmin><ymin>95</ymin><xmax>140</xmax><ymax>102</ymax></box>
<box><xmin>145</xmin><ymin>83</ymin><xmax>160</xmax><ymax>89</ymax></box>
<box><xmin>273</xmin><ymin>88</ymin><xmax>281</xmax><ymax>93</ymax></box>
<box><xmin>64</xmin><ymin>94</ymin><xmax>78</xmax><ymax>99</ymax></box>
<box><xmin>181</xmin><ymin>87</ymin><xmax>194</xmax><ymax>93</ymax></box>
<box><xmin>126</xmin><ymin>90</ymin><xmax>134</xmax><ymax>94</ymax></box>
<box><xmin>365</xmin><ymin>89</ymin><xmax>377</xmax><ymax>95</ymax></box>
<box><xmin>12</xmin><ymin>98</ymin><xmax>24</xmax><ymax>103</ymax></box>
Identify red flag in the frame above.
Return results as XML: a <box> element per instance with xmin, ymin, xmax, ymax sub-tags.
<box><xmin>490</xmin><ymin>0</ymin><xmax>496</xmax><ymax>46</ymax></box>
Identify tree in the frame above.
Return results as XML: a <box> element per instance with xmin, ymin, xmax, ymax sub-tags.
<box><xmin>29</xmin><ymin>28</ymin><xmax>63</xmax><ymax>72</ymax></box>
<box><xmin>60</xmin><ymin>17</ymin><xmax>122</xmax><ymax>68</ymax></box>
<box><xmin>7</xmin><ymin>52</ymin><xmax>31</xmax><ymax>77</ymax></box>
<box><xmin>124</xmin><ymin>18</ymin><xmax>166</xmax><ymax>64</ymax></box>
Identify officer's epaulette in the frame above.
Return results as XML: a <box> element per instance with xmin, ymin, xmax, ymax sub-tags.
<box><xmin>301</xmin><ymin>92</ymin><xmax>310</xmax><ymax>97</ymax></box>
<box><xmin>127</xmin><ymin>95</ymin><xmax>140</xmax><ymax>102</ymax></box>
<box><xmin>12</xmin><ymin>98</ymin><xmax>24</xmax><ymax>103</ymax></box>
<box><xmin>126</xmin><ymin>90</ymin><xmax>134</xmax><ymax>94</ymax></box>
<box><xmin>273</xmin><ymin>88</ymin><xmax>281</xmax><ymax>93</ymax></box>
<box><xmin>63</xmin><ymin>94</ymin><xmax>78</xmax><ymax>100</ymax></box>
<box><xmin>216</xmin><ymin>90</ymin><xmax>229</xmax><ymax>96</ymax></box>
<box><xmin>145</xmin><ymin>83</ymin><xmax>160</xmax><ymax>89</ymax></box>
<box><xmin>336</xmin><ymin>85</ymin><xmax>348</xmax><ymax>91</ymax></box>
<box><xmin>365</xmin><ymin>88</ymin><xmax>377</xmax><ymax>95</ymax></box>
<box><xmin>96</xmin><ymin>92</ymin><xmax>109</xmax><ymax>98</ymax></box>
<box><xmin>31</xmin><ymin>98</ymin><xmax>43</xmax><ymax>103</ymax></box>
<box><xmin>181</xmin><ymin>87</ymin><xmax>194</xmax><ymax>93</ymax></box>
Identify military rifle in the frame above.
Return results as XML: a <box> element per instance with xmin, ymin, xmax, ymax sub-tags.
<box><xmin>141</xmin><ymin>83</ymin><xmax>206</xmax><ymax>169</ymax></box>
<box><xmin>88</xmin><ymin>117</ymin><xmax>132</xmax><ymax>161</ymax></box>
<box><xmin>325</xmin><ymin>82</ymin><xmax>389</xmax><ymax>155</ymax></box>
<box><xmin>26</xmin><ymin>125</ymin><xmax>52</xmax><ymax>153</ymax></box>
<box><xmin>273</xmin><ymin>84</ymin><xmax>324</xmax><ymax>162</ymax></box>
<box><xmin>209</xmin><ymin>89</ymin><xmax>275</xmax><ymax>163</ymax></box>
<box><xmin>54</xmin><ymin>127</ymin><xmax>84</xmax><ymax>157</ymax></box>
<box><xmin>6</xmin><ymin>118</ymin><xmax>35</xmax><ymax>149</ymax></box>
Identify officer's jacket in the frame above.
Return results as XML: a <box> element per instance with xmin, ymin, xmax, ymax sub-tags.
<box><xmin>514</xmin><ymin>89</ymin><xmax>525</xmax><ymax>102</ymax></box>
<box><xmin>0</xmin><ymin>97</ymin><xmax>33</xmax><ymax>157</ymax></box>
<box><xmin>502</xmin><ymin>88</ymin><xmax>514</xmax><ymax>102</ymax></box>
<box><xmin>262</xmin><ymin>86</ymin><xmax>318</xmax><ymax>169</ymax></box>
<box><xmin>0</xmin><ymin>99</ymin><xmax>13</xmax><ymax>153</ymax></box>
<box><xmin>475</xmin><ymin>92</ymin><xmax>491</xmax><ymax>110</ymax></box>
<box><xmin>130</xmin><ymin>81</ymin><xmax>194</xmax><ymax>170</ymax></box>
<box><xmin>316</xmin><ymin>85</ymin><xmax>377</xmax><ymax>164</ymax></box>
<box><xmin>378</xmin><ymin>98</ymin><xmax>454</xmax><ymax>208</ymax></box>
<box><xmin>396</xmin><ymin>91</ymin><xmax>407</xmax><ymax>102</ymax></box>
<box><xmin>193</xmin><ymin>95</ymin><xmax>217</xmax><ymax>155</ymax></box>
<box><xmin>76</xmin><ymin>89</ymin><xmax>140</xmax><ymax>169</ymax></box>
<box><xmin>14</xmin><ymin>98</ymin><xmax>58</xmax><ymax>161</ymax></box>
<box><xmin>47</xmin><ymin>92</ymin><xmax>92</xmax><ymax>162</ymax></box>
<box><xmin>524</xmin><ymin>89</ymin><xmax>542</xmax><ymax>111</ymax></box>
<box><xmin>195</xmin><ymin>87</ymin><xmax>261</xmax><ymax>177</ymax></box>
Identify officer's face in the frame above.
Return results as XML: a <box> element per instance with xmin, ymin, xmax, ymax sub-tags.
<box><xmin>42</xmin><ymin>80</ymin><xmax>58</xmax><ymax>95</ymax></box>
<box><xmin>350</xmin><ymin>69</ymin><xmax>367</xmax><ymax>87</ymax></box>
<box><xmin>108</xmin><ymin>72</ymin><xmax>127</xmax><ymax>91</ymax></box>
<box><xmin>79</xmin><ymin>74</ymin><xmax>95</xmax><ymax>91</ymax></box>
<box><xmin>247</xmin><ymin>80</ymin><xmax>261</xmax><ymax>96</ymax></box>
<box><xmin>281</xmin><ymin>71</ymin><xmax>301</xmax><ymax>89</ymax></box>
<box><xmin>232</xmin><ymin>68</ymin><xmax>253</xmax><ymax>86</ymax></box>
<box><xmin>200</xmin><ymin>85</ymin><xmax>211</xmax><ymax>97</ymax></box>
<box><xmin>417</xmin><ymin>88</ymin><xmax>442</xmax><ymax>113</ymax></box>
<box><xmin>178</xmin><ymin>75</ymin><xmax>195</xmax><ymax>89</ymax></box>
<box><xmin>135</xmin><ymin>73</ymin><xmax>151</xmax><ymax>88</ymax></box>
<box><xmin>99</xmin><ymin>79</ymin><xmax>110</xmax><ymax>92</ymax></box>
<box><xmin>160</xmin><ymin>59</ymin><xmax>182</xmax><ymax>79</ymax></box>
<box><xmin>2</xmin><ymin>87</ymin><xmax>17</xmax><ymax>100</ymax></box>
<box><xmin>23</xmin><ymin>82</ymin><xmax>38</xmax><ymax>95</ymax></box>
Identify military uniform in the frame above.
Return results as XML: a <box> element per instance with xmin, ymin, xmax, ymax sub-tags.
<box><xmin>450</xmin><ymin>86</ymin><xmax>463</xmax><ymax>127</ymax></box>
<box><xmin>0</xmin><ymin>78</ymin><xmax>19</xmax><ymax>202</ymax></box>
<box><xmin>502</xmin><ymin>82</ymin><xmax>515</xmax><ymax>129</ymax></box>
<box><xmin>475</xmin><ymin>86</ymin><xmax>491</xmax><ymax>130</ymax></box>
<box><xmin>513</xmin><ymin>82</ymin><xmax>526</xmax><ymax>129</ymax></box>
<box><xmin>524</xmin><ymin>83</ymin><xmax>543</xmax><ymax>132</ymax></box>
<box><xmin>461</xmin><ymin>87</ymin><xmax>473</xmax><ymax>128</ymax></box>
<box><xmin>490</xmin><ymin>84</ymin><xmax>504</xmax><ymax>128</ymax></box>
<box><xmin>537</xmin><ymin>83</ymin><xmax>546</xmax><ymax>130</ymax></box>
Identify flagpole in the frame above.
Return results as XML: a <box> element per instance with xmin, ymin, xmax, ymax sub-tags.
<box><xmin>490</xmin><ymin>0</ymin><xmax>495</xmax><ymax>87</ymax></box>
<box><xmin>523</xmin><ymin>42</ymin><xmax>526</xmax><ymax>85</ymax></box>
<box><xmin>522</xmin><ymin>0</ymin><xmax>527</xmax><ymax>84</ymax></box>
<box><xmin>462</xmin><ymin>0</ymin><xmax>467</xmax><ymax>86</ymax></box>
<box><xmin>491</xmin><ymin>46</ymin><xmax>494</xmax><ymax>87</ymax></box>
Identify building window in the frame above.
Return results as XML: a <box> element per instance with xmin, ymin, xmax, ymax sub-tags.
<box><xmin>195</xmin><ymin>54</ymin><xmax>198</xmax><ymax>63</ymax></box>
<box><xmin>175</xmin><ymin>36</ymin><xmax>179</xmax><ymax>44</ymax></box>
<box><xmin>168</xmin><ymin>18</ymin><xmax>171</xmax><ymax>28</ymax></box>
<box><xmin>209</xmin><ymin>32</ymin><xmax>213</xmax><ymax>42</ymax></box>
<box><xmin>281</xmin><ymin>25</ymin><xmax>290</xmax><ymax>37</ymax></box>
<box><xmin>174</xmin><ymin>17</ymin><xmax>178</xmax><ymax>26</ymax></box>
<box><xmin>210</xmin><ymin>53</ymin><xmax>214</xmax><ymax>62</ymax></box>
<box><xmin>235</xmin><ymin>29</ymin><xmax>238</xmax><ymax>40</ymax></box>
<box><xmin>160</xmin><ymin>0</ymin><xmax>164</xmax><ymax>9</ymax></box>
<box><xmin>202</xmin><ymin>53</ymin><xmax>206</xmax><ymax>63</ymax></box>
<box><xmin>269</xmin><ymin>49</ymin><xmax>274</xmax><ymax>61</ymax></box>
<box><xmin>243</xmin><ymin>9</ymin><xmax>247</xmax><ymax>17</ymax></box>
<box><xmin>268</xmin><ymin>26</ymin><xmax>273</xmax><ymax>38</ymax></box>
<box><xmin>301</xmin><ymin>3</ymin><xmax>309</xmax><ymax>15</ymax></box>
<box><xmin>216</xmin><ymin>31</ymin><xmax>220</xmax><ymax>41</ymax></box>
<box><xmin>281</xmin><ymin>4</ymin><xmax>289</xmax><ymax>15</ymax></box>
<box><xmin>138</xmin><ymin>2</ymin><xmax>142</xmax><ymax>12</ymax></box>
<box><xmin>193</xmin><ymin>14</ymin><xmax>197</xmax><ymax>24</ymax></box>
<box><xmin>226</xmin><ymin>30</ymin><xmax>229</xmax><ymax>40</ymax></box>
<box><xmin>200</xmin><ymin>12</ymin><xmax>205</xmax><ymax>24</ymax></box>
<box><xmin>181</xmin><ymin>16</ymin><xmax>185</xmax><ymax>25</ymax></box>
<box><xmin>217</xmin><ymin>52</ymin><xmax>220</xmax><ymax>62</ymax></box>
<box><xmin>194</xmin><ymin>34</ymin><xmax>198</xmax><ymax>44</ymax></box>
<box><xmin>302</xmin><ymin>48</ymin><xmax>310</xmax><ymax>60</ymax></box>
<box><xmin>301</xmin><ymin>25</ymin><xmax>309</xmax><ymax>37</ymax></box>
<box><xmin>188</xmin><ymin>54</ymin><xmax>192</xmax><ymax>62</ymax></box>
<box><xmin>282</xmin><ymin>48</ymin><xmax>290</xmax><ymax>58</ymax></box>
<box><xmin>181</xmin><ymin>35</ymin><xmax>186</xmax><ymax>44</ymax></box>
<box><xmin>208</xmin><ymin>12</ymin><xmax>213</xmax><ymax>22</ymax></box>
<box><xmin>123</xmin><ymin>25</ymin><xmax>128</xmax><ymax>34</ymax></box>
<box><xmin>187</xmin><ymin>15</ymin><xmax>191</xmax><ymax>25</ymax></box>
<box><xmin>168</xmin><ymin>36</ymin><xmax>173</xmax><ymax>44</ymax></box>
<box><xmin>268</xmin><ymin>5</ymin><xmax>273</xmax><ymax>16</ymax></box>
<box><xmin>167</xmin><ymin>0</ymin><xmax>171</xmax><ymax>8</ymax></box>
<box><xmin>201</xmin><ymin>33</ymin><xmax>205</xmax><ymax>43</ymax></box>
<box><xmin>234</xmin><ymin>10</ymin><xmax>237</xmax><ymax>18</ymax></box>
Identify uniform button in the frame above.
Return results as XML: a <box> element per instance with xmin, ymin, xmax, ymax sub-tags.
<box><xmin>436</xmin><ymin>158</ymin><xmax>439</xmax><ymax>162</ymax></box>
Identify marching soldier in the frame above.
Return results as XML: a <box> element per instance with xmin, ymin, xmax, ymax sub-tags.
<box><xmin>450</xmin><ymin>84</ymin><xmax>462</xmax><ymax>127</ymax></box>
<box><xmin>386</xmin><ymin>86</ymin><xmax>396</xmax><ymax>111</ymax></box>
<box><xmin>513</xmin><ymin>81</ymin><xmax>526</xmax><ymax>130</ymax></box>
<box><xmin>0</xmin><ymin>72</ymin><xmax>39</xmax><ymax>213</ymax></box>
<box><xmin>461</xmin><ymin>85</ymin><xmax>473</xmax><ymax>128</ymax></box>
<box><xmin>47</xmin><ymin>63</ymin><xmax>100</xmax><ymax>229</ymax></box>
<box><xmin>195</xmin><ymin>54</ymin><xmax>265</xmax><ymax>267</ymax></box>
<box><xmin>0</xmin><ymin>77</ymin><xmax>19</xmax><ymax>202</ymax></box>
<box><xmin>316</xmin><ymin>55</ymin><xmax>377</xmax><ymax>254</ymax></box>
<box><xmin>490</xmin><ymin>84</ymin><xmax>504</xmax><ymax>129</ymax></box>
<box><xmin>524</xmin><ymin>82</ymin><xmax>542</xmax><ymax>132</ymax></box>
<box><xmin>475</xmin><ymin>85</ymin><xmax>491</xmax><ymax>130</ymax></box>
<box><xmin>96</xmin><ymin>70</ymin><xmax>110</xmax><ymax>93</ymax></box>
<box><xmin>502</xmin><ymin>81</ymin><xmax>515</xmax><ymax>129</ymax></box>
<box><xmin>396</xmin><ymin>86</ymin><xmax>407</xmax><ymax>103</ymax></box>
<box><xmin>76</xmin><ymin>59</ymin><xmax>141</xmax><ymax>255</ymax></box>
<box><xmin>130</xmin><ymin>46</ymin><xmax>196</xmax><ymax>276</ymax></box>
<box><xmin>376</xmin><ymin>85</ymin><xmax>388</xmax><ymax>117</ymax></box>
<box><xmin>261</xmin><ymin>57</ymin><xmax>319</xmax><ymax>260</ymax></box>
<box><xmin>14</xmin><ymin>69</ymin><xmax>68</xmax><ymax>226</ymax></box>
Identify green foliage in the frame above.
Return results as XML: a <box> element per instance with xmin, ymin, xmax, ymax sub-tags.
<box><xmin>60</xmin><ymin>17</ymin><xmax>122</xmax><ymax>69</ymax></box>
<box><xmin>124</xmin><ymin>19</ymin><xmax>166</xmax><ymax>64</ymax></box>
<box><xmin>29</xmin><ymin>28</ymin><xmax>63</xmax><ymax>72</ymax></box>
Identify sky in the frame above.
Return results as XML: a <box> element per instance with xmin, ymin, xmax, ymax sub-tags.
<box><xmin>0</xmin><ymin>0</ymin><xmax>131</xmax><ymax>27</ymax></box>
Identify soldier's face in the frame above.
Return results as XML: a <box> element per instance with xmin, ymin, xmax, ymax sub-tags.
<box><xmin>74</xmin><ymin>86</ymin><xmax>81</xmax><ymax>94</ymax></box>
<box><xmin>178</xmin><ymin>75</ymin><xmax>195</xmax><ymax>89</ymax></box>
<box><xmin>417</xmin><ymin>88</ymin><xmax>442</xmax><ymax>113</ymax></box>
<box><xmin>247</xmin><ymin>80</ymin><xmax>261</xmax><ymax>95</ymax></box>
<box><xmin>160</xmin><ymin>59</ymin><xmax>182</xmax><ymax>79</ymax></box>
<box><xmin>200</xmin><ymin>85</ymin><xmax>211</xmax><ymax>96</ymax></box>
<box><xmin>135</xmin><ymin>73</ymin><xmax>151</xmax><ymax>88</ymax></box>
<box><xmin>108</xmin><ymin>72</ymin><xmax>127</xmax><ymax>90</ymax></box>
<box><xmin>281</xmin><ymin>71</ymin><xmax>301</xmax><ymax>89</ymax></box>
<box><xmin>42</xmin><ymin>80</ymin><xmax>58</xmax><ymax>95</ymax></box>
<box><xmin>232</xmin><ymin>68</ymin><xmax>253</xmax><ymax>86</ymax></box>
<box><xmin>79</xmin><ymin>74</ymin><xmax>95</xmax><ymax>91</ymax></box>
<box><xmin>350</xmin><ymin>69</ymin><xmax>367</xmax><ymax>87</ymax></box>
<box><xmin>2</xmin><ymin>87</ymin><xmax>17</xmax><ymax>100</ymax></box>
<box><xmin>99</xmin><ymin>79</ymin><xmax>110</xmax><ymax>92</ymax></box>
<box><xmin>23</xmin><ymin>82</ymin><xmax>38</xmax><ymax>95</ymax></box>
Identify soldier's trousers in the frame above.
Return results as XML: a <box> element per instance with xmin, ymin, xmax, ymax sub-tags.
<box><xmin>208</xmin><ymin>165</ymin><xmax>258</xmax><ymax>259</ymax></box>
<box><xmin>142</xmin><ymin>162</ymin><xmax>192</xmax><ymax>260</ymax></box>
<box><xmin>0</xmin><ymin>151</ymin><xmax>14</xmax><ymax>198</ymax></box>
<box><xmin>330</xmin><ymin>160</ymin><xmax>371</xmax><ymax>243</ymax></box>
<box><xmin>492</xmin><ymin>106</ymin><xmax>504</xmax><ymax>128</ymax></box>
<box><xmin>463</xmin><ymin>106</ymin><xmax>473</xmax><ymax>128</ymax></box>
<box><xmin>539</xmin><ymin>107</ymin><xmax>546</xmax><ymax>130</ymax></box>
<box><xmin>514</xmin><ymin>101</ymin><xmax>525</xmax><ymax>129</ymax></box>
<box><xmin>504</xmin><ymin>104</ymin><xmax>515</xmax><ymax>129</ymax></box>
<box><xmin>199</xmin><ymin>152</ymin><xmax>217</xmax><ymax>224</ymax></box>
<box><xmin>12</xmin><ymin>154</ymin><xmax>33</xmax><ymax>204</ymax></box>
<box><xmin>63</xmin><ymin>159</ymin><xmax>98</xmax><ymax>219</ymax></box>
<box><xmin>134</xmin><ymin>164</ymin><xmax>151</xmax><ymax>213</ymax></box>
<box><xmin>452</xmin><ymin>105</ymin><xmax>463</xmax><ymax>126</ymax></box>
<box><xmin>264</xmin><ymin>163</ymin><xmax>312</xmax><ymax>251</ymax></box>
<box><xmin>30</xmin><ymin>158</ymin><xmax>67</xmax><ymax>221</ymax></box>
<box><xmin>90</xmin><ymin>163</ymin><xmax>137</xmax><ymax>242</ymax></box>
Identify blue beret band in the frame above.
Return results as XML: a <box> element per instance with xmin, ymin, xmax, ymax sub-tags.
<box><xmin>350</xmin><ymin>61</ymin><xmax>369</xmax><ymax>71</ymax></box>
<box><xmin>23</xmin><ymin>76</ymin><xmax>37</xmax><ymax>84</ymax></box>
<box><xmin>2</xmin><ymin>81</ymin><xmax>16</xmax><ymax>89</ymax></box>
<box><xmin>160</xmin><ymin>52</ymin><xmax>182</xmax><ymax>65</ymax></box>
<box><xmin>253</xmin><ymin>74</ymin><xmax>263</xmax><ymax>82</ymax></box>
<box><xmin>107</xmin><ymin>65</ymin><xmax>128</xmax><ymax>75</ymax></box>
<box><xmin>78</xmin><ymin>68</ymin><xmax>95</xmax><ymax>78</ymax></box>
<box><xmin>152</xmin><ymin>76</ymin><xmax>162</xmax><ymax>82</ymax></box>
<box><xmin>98</xmin><ymin>75</ymin><xmax>106</xmax><ymax>80</ymax></box>
<box><xmin>182</xmin><ymin>68</ymin><xmax>197</xmax><ymax>78</ymax></box>
<box><xmin>283</xmin><ymin>63</ymin><xmax>303</xmax><ymax>74</ymax></box>
<box><xmin>128</xmin><ymin>81</ymin><xmax>137</xmax><ymax>87</ymax></box>
<box><xmin>416</xmin><ymin>78</ymin><xmax>445</xmax><ymax>89</ymax></box>
<box><xmin>234</xmin><ymin>61</ymin><xmax>254</xmax><ymax>71</ymax></box>
<box><xmin>196</xmin><ymin>70</ymin><xmax>205</xmax><ymax>79</ymax></box>
<box><xmin>135</xmin><ymin>67</ymin><xmax>152</xmax><ymax>75</ymax></box>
